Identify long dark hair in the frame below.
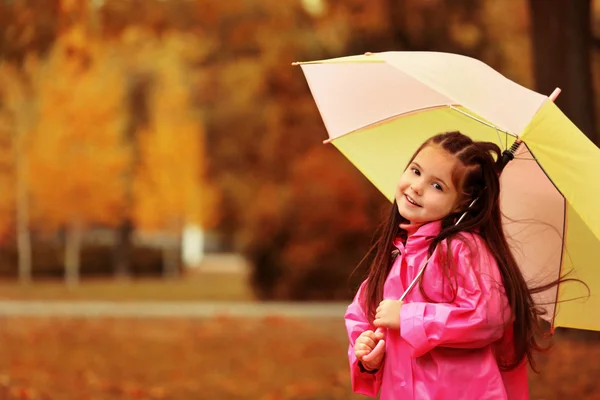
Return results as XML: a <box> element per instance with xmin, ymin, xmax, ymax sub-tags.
<box><xmin>357</xmin><ymin>131</ymin><xmax>572</xmax><ymax>371</ymax></box>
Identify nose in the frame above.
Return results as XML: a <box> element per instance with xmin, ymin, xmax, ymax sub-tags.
<box><xmin>410</xmin><ymin>180</ymin><xmax>424</xmax><ymax>195</ymax></box>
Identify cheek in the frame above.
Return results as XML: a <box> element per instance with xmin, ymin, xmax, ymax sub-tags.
<box><xmin>397</xmin><ymin>175</ymin><xmax>409</xmax><ymax>191</ymax></box>
<box><xmin>438</xmin><ymin>195</ymin><xmax>459</xmax><ymax>213</ymax></box>
<box><xmin>427</xmin><ymin>193</ymin><xmax>452</xmax><ymax>211</ymax></box>
<box><xmin>396</xmin><ymin>183</ymin><xmax>408</xmax><ymax>199</ymax></box>
<box><xmin>447</xmin><ymin>192</ymin><xmax>461</xmax><ymax>210</ymax></box>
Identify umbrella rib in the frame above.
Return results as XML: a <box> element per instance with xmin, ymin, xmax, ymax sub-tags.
<box><xmin>553</xmin><ymin>195</ymin><xmax>567</xmax><ymax>333</ymax></box>
<box><xmin>325</xmin><ymin>105</ymin><xmax>516</xmax><ymax>145</ymax></box>
<box><xmin>448</xmin><ymin>106</ymin><xmax>516</xmax><ymax>143</ymax></box>
<box><xmin>494</xmin><ymin>127</ymin><xmax>505</xmax><ymax>151</ymax></box>
<box><xmin>520</xmin><ymin>142</ymin><xmax>567</xmax><ymax>331</ymax></box>
<box><xmin>514</xmin><ymin>149</ymin><xmax>540</xmax><ymax>162</ymax></box>
<box><xmin>324</xmin><ymin>104</ymin><xmax>458</xmax><ymax>144</ymax></box>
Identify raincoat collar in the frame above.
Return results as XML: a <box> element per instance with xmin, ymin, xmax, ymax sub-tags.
<box><xmin>402</xmin><ymin>220</ymin><xmax>442</xmax><ymax>239</ymax></box>
<box><xmin>394</xmin><ymin>220</ymin><xmax>442</xmax><ymax>251</ymax></box>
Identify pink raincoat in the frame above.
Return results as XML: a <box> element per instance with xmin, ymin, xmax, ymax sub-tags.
<box><xmin>345</xmin><ymin>221</ymin><xmax>529</xmax><ymax>399</ymax></box>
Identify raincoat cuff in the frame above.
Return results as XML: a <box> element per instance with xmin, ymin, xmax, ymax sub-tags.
<box><xmin>400</xmin><ymin>302</ymin><xmax>432</xmax><ymax>357</ymax></box>
<box><xmin>349</xmin><ymin>352</ymin><xmax>382</xmax><ymax>397</ymax></box>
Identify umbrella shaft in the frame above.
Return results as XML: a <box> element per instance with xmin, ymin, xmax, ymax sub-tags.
<box><xmin>497</xmin><ymin>140</ymin><xmax>521</xmax><ymax>172</ymax></box>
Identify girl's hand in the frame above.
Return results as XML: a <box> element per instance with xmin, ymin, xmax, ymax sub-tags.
<box><xmin>354</xmin><ymin>328</ymin><xmax>386</xmax><ymax>371</ymax></box>
<box><xmin>373</xmin><ymin>300</ymin><xmax>403</xmax><ymax>330</ymax></box>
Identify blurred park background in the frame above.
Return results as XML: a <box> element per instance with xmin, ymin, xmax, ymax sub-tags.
<box><xmin>0</xmin><ymin>0</ymin><xmax>599</xmax><ymax>399</ymax></box>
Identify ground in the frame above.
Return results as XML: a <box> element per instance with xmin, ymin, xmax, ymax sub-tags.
<box><xmin>0</xmin><ymin>316</ymin><xmax>598</xmax><ymax>400</ymax></box>
<box><xmin>0</xmin><ymin>271</ymin><xmax>253</xmax><ymax>303</ymax></box>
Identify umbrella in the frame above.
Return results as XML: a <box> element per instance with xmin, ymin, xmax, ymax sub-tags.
<box><xmin>294</xmin><ymin>51</ymin><xmax>600</xmax><ymax>332</ymax></box>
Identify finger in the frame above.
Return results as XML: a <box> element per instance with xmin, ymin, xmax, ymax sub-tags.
<box><xmin>355</xmin><ymin>349</ymin><xmax>371</xmax><ymax>360</ymax></box>
<box><xmin>359</xmin><ymin>331</ymin><xmax>376</xmax><ymax>342</ymax></box>
<box><xmin>357</xmin><ymin>342</ymin><xmax>374</xmax><ymax>352</ymax></box>
<box><xmin>373</xmin><ymin>318</ymin><xmax>389</xmax><ymax>328</ymax></box>
<box><xmin>372</xmin><ymin>338</ymin><xmax>386</xmax><ymax>357</ymax></box>
<box><xmin>360</xmin><ymin>330</ymin><xmax>374</xmax><ymax>338</ymax></box>
<box><xmin>374</xmin><ymin>327</ymin><xmax>386</xmax><ymax>340</ymax></box>
<box><xmin>362</xmin><ymin>339</ymin><xmax>385</xmax><ymax>363</ymax></box>
<box><xmin>359</xmin><ymin>337</ymin><xmax>376</xmax><ymax>349</ymax></box>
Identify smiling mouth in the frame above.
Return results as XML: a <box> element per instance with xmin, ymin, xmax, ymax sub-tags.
<box><xmin>405</xmin><ymin>194</ymin><xmax>421</xmax><ymax>207</ymax></box>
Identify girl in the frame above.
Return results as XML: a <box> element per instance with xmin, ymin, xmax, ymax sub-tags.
<box><xmin>345</xmin><ymin>131</ymin><xmax>550</xmax><ymax>400</ymax></box>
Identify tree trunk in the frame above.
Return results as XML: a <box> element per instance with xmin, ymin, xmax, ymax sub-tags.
<box><xmin>162</xmin><ymin>240</ymin><xmax>180</xmax><ymax>279</ymax></box>
<box><xmin>113</xmin><ymin>218</ymin><xmax>133</xmax><ymax>279</ymax></box>
<box><xmin>112</xmin><ymin>73</ymin><xmax>149</xmax><ymax>279</ymax></box>
<box><xmin>65</xmin><ymin>221</ymin><xmax>83</xmax><ymax>288</ymax></box>
<box><xmin>385</xmin><ymin>0</ymin><xmax>416</xmax><ymax>50</ymax></box>
<box><xmin>529</xmin><ymin>0</ymin><xmax>597</xmax><ymax>144</ymax></box>
<box><xmin>15</xmin><ymin>126</ymin><xmax>31</xmax><ymax>285</ymax></box>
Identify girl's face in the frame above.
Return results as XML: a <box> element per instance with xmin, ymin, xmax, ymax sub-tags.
<box><xmin>395</xmin><ymin>145</ymin><xmax>462</xmax><ymax>225</ymax></box>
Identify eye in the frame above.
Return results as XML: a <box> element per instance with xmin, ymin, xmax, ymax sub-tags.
<box><xmin>433</xmin><ymin>183</ymin><xmax>443</xmax><ymax>191</ymax></box>
<box><xmin>411</xmin><ymin>168</ymin><xmax>420</xmax><ymax>176</ymax></box>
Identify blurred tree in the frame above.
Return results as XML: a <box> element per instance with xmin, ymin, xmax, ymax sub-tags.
<box><xmin>246</xmin><ymin>145</ymin><xmax>384</xmax><ymax>300</ymax></box>
<box><xmin>184</xmin><ymin>0</ymin><xmax>387</xmax><ymax>298</ymax></box>
<box><xmin>383</xmin><ymin>0</ymin><xmax>502</xmax><ymax>63</ymax></box>
<box><xmin>0</xmin><ymin>62</ymin><xmax>34</xmax><ymax>284</ymax></box>
<box><xmin>109</xmin><ymin>27</ymin><xmax>155</xmax><ymax>280</ymax></box>
<box><xmin>529</xmin><ymin>0</ymin><xmax>598</xmax><ymax>144</ymax></box>
<box><xmin>132</xmin><ymin>31</ymin><xmax>216</xmax><ymax>278</ymax></box>
<box><xmin>0</xmin><ymin>71</ymin><xmax>16</xmax><ymax>242</ymax></box>
<box><xmin>3</xmin><ymin>0</ymin><xmax>596</xmax><ymax>298</ymax></box>
<box><xmin>181</xmin><ymin>0</ymin><xmax>316</xmax><ymax>255</ymax></box>
<box><xmin>0</xmin><ymin>0</ymin><xmax>59</xmax><ymax>63</ymax></box>
<box><xmin>479</xmin><ymin>0</ymin><xmax>535</xmax><ymax>87</ymax></box>
<box><xmin>110</xmin><ymin>76</ymin><xmax>148</xmax><ymax>280</ymax></box>
<box><xmin>29</xmin><ymin>25</ymin><xmax>129</xmax><ymax>286</ymax></box>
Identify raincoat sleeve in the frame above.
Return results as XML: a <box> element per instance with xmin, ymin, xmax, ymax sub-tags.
<box><xmin>344</xmin><ymin>281</ymin><xmax>384</xmax><ymax>397</ymax></box>
<box><xmin>400</xmin><ymin>234</ymin><xmax>510</xmax><ymax>358</ymax></box>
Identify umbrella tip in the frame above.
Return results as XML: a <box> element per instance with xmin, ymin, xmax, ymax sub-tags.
<box><xmin>323</xmin><ymin>138</ymin><xmax>332</xmax><ymax>144</ymax></box>
<box><xmin>364</xmin><ymin>52</ymin><xmax>374</xmax><ymax>56</ymax></box>
<box><xmin>549</xmin><ymin>87</ymin><xmax>561</xmax><ymax>102</ymax></box>
<box><xmin>291</xmin><ymin>61</ymin><xmax>300</xmax><ymax>66</ymax></box>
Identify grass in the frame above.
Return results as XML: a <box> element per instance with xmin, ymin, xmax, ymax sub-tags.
<box><xmin>0</xmin><ymin>272</ymin><xmax>254</xmax><ymax>302</ymax></box>
<box><xmin>0</xmin><ymin>317</ymin><xmax>598</xmax><ymax>400</ymax></box>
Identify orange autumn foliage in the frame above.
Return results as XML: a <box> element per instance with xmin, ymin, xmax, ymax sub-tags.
<box><xmin>0</xmin><ymin>0</ymin><xmax>597</xmax><ymax>289</ymax></box>
<box><xmin>0</xmin><ymin>65</ymin><xmax>24</xmax><ymax>240</ymax></box>
<box><xmin>28</xmin><ymin>26</ymin><xmax>129</xmax><ymax>230</ymax></box>
<box><xmin>132</xmin><ymin>31</ymin><xmax>216</xmax><ymax>234</ymax></box>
